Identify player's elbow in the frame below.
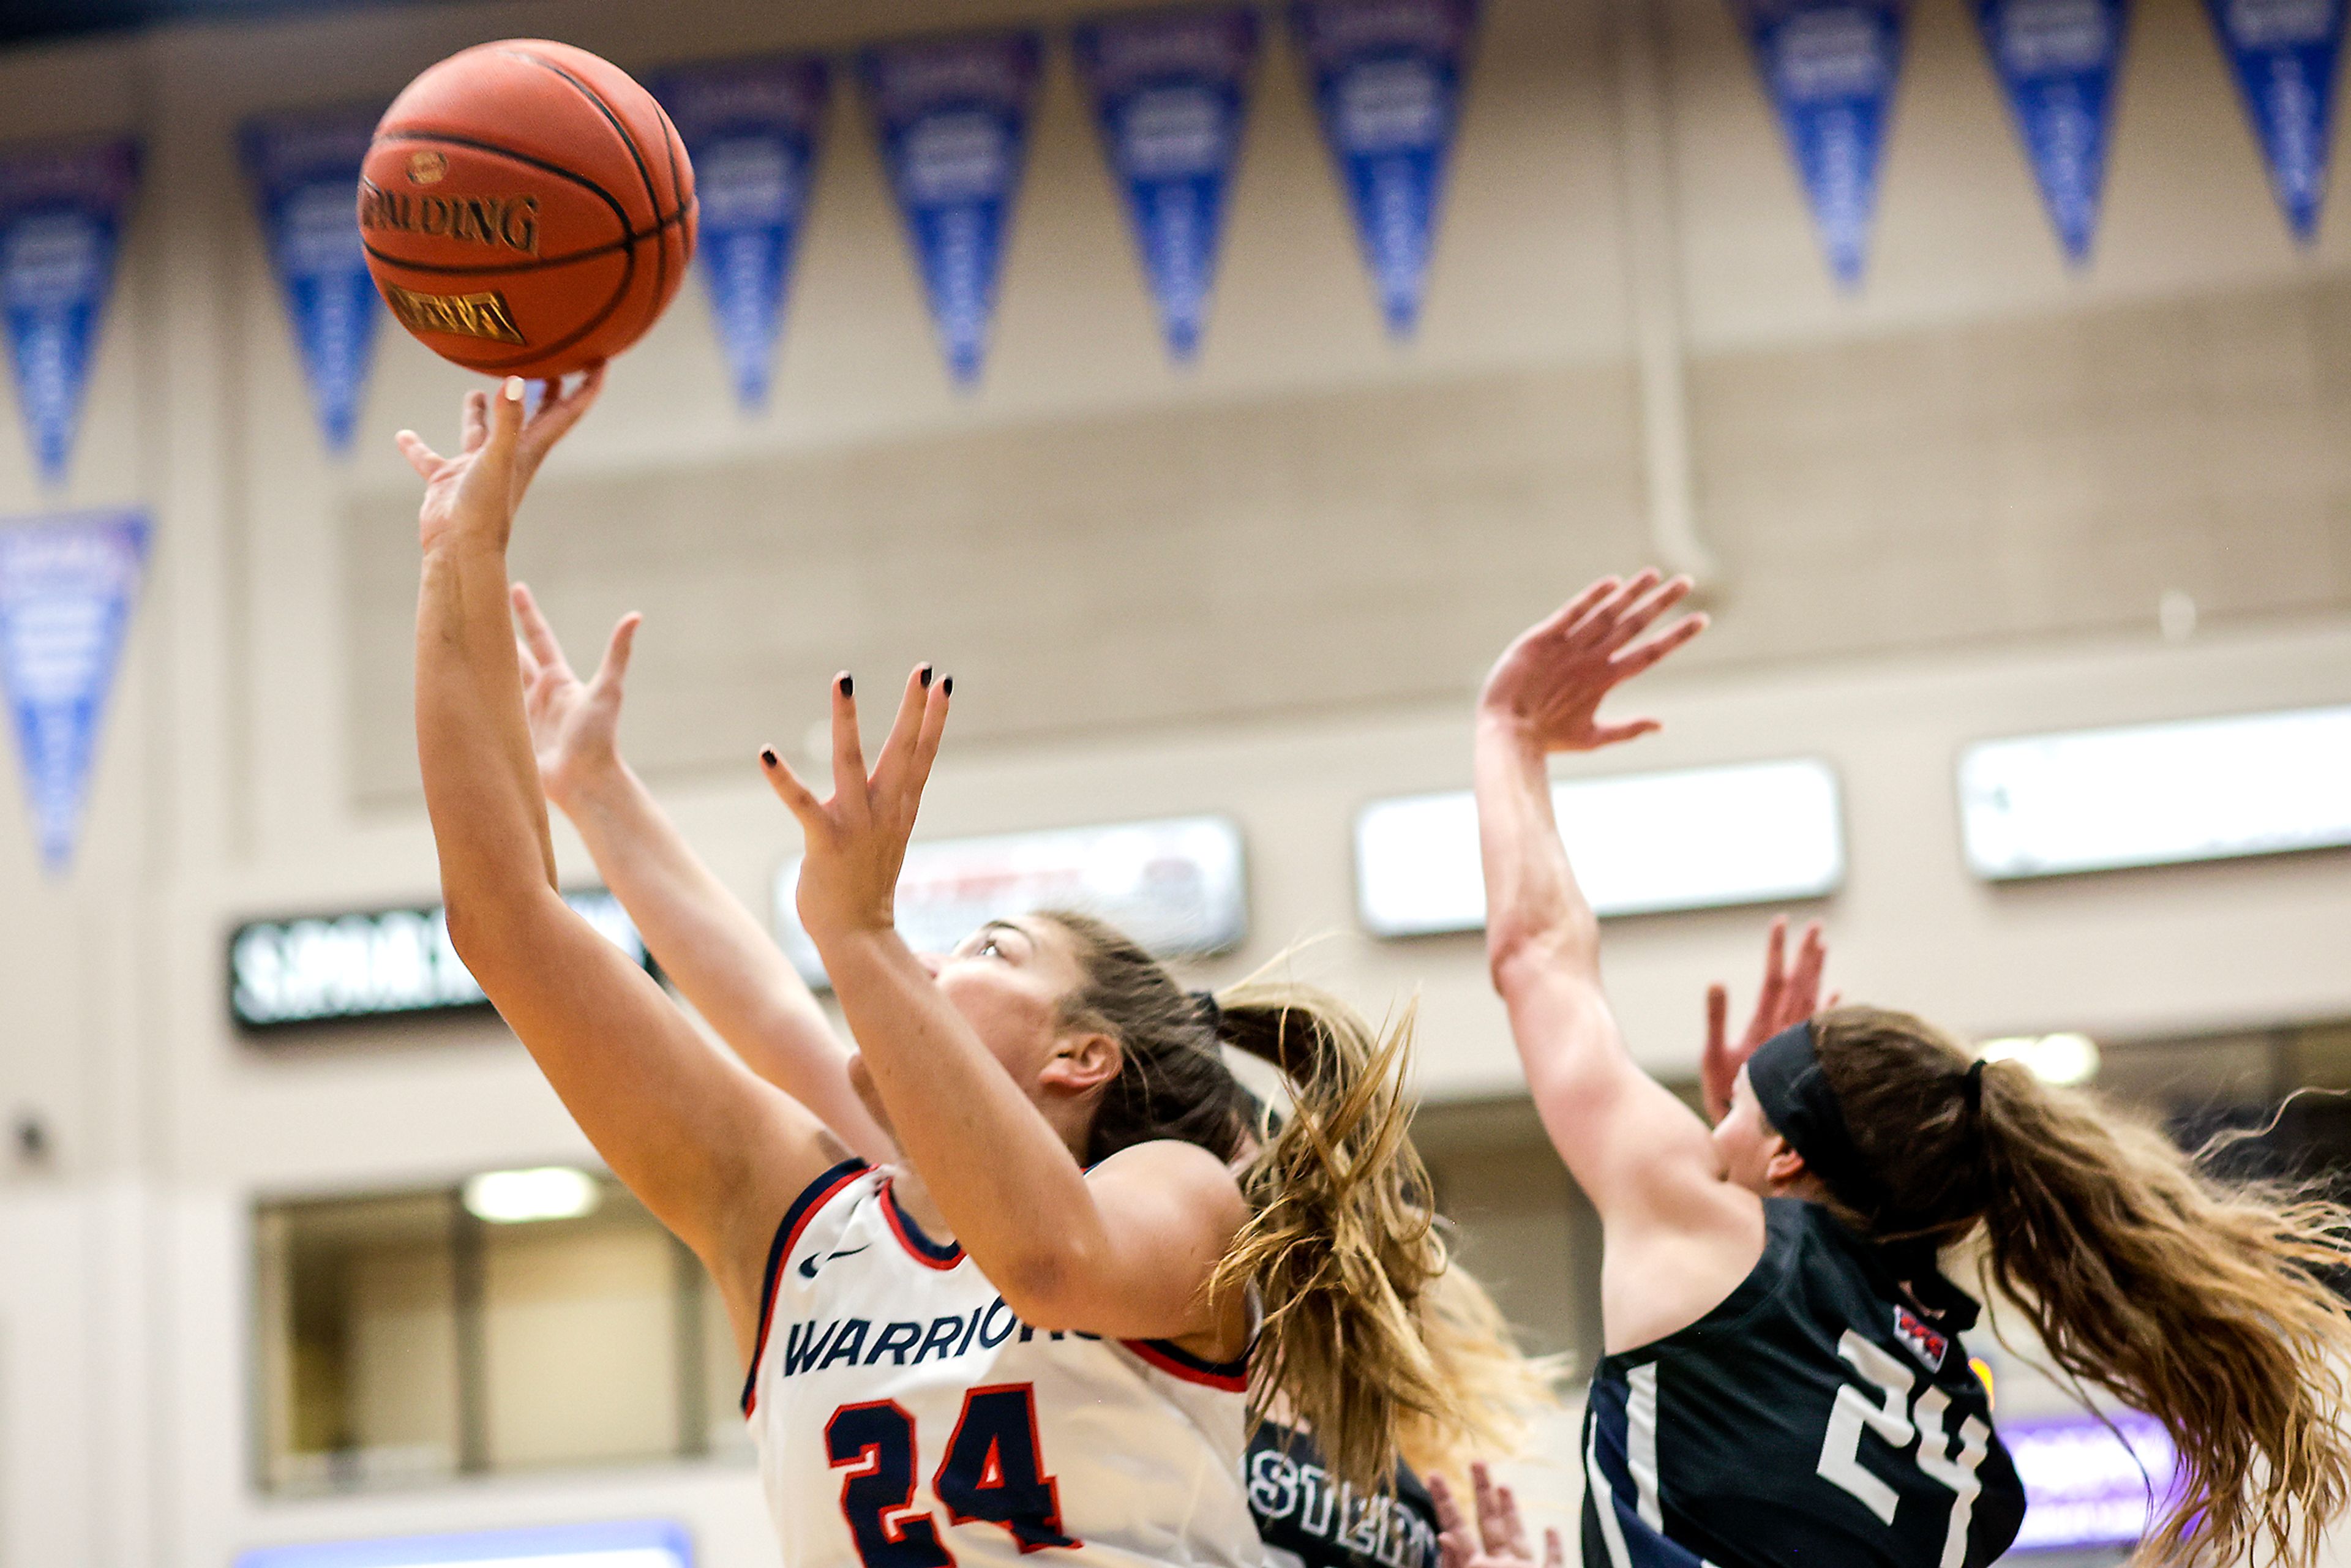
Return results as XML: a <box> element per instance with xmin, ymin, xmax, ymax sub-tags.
<box><xmin>988</xmin><ymin>1243</ymin><xmax>1108</xmax><ymax>1332</ymax></box>
<box><xmin>1487</xmin><ymin>915</ymin><xmax>1599</xmax><ymax>995</ymax></box>
<box><xmin>441</xmin><ymin>887</ymin><xmax>555</xmax><ymax>989</ymax></box>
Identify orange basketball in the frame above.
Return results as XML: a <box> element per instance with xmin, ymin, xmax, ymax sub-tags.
<box><xmin>361</xmin><ymin>39</ymin><xmax>697</xmax><ymax>378</ymax></box>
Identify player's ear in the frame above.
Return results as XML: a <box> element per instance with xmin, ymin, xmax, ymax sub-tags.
<box><xmin>1040</xmin><ymin>1032</ymin><xmax>1123</xmax><ymax>1096</ymax></box>
<box><xmin>1764</xmin><ymin>1138</ymin><xmax>1809</xmax><ymax>1188</ymax></box>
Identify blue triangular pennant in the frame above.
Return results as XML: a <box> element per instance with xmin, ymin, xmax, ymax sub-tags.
<box><xmin>653</xmin><ymin>54</ymin><xmax>831</xmax><ymax>410</ymax></box>
<box><xmin>241</xmin><ymin>107</ymin><xmax>385</xmax><ymax>454</ymax></box>
<box><xmin>2205</xmin><ymin>0</ymin><xmax>2345</xmax><ymax>241</ymax></box>
<box><xmin>0</xmin><ymin>509</ymin><xmax>147</xmax><ymax>872</ymax></box>
<box><xmin>0</xmin><ymin>139</ymin><xmax>140</xmax><ymax>488</ymax></box>
<box><xmin>1734</xmin><ymin>0</ymin><xmax>1907</xmax><ymax>287</ymax></box>
<box><xmin>1074</xmin><ymin>6</ymin><xmax>1260</xmax><ymax>362</ymax></box>
<box><xmin>1291</xmin><ymin>0</ymin><xmax>1479</xmax><ymax>339</ymax></box>
<box><xmin>862</xmin><ymin>32</ymin><xmax>1043</xmax><ymax>386</ymax></box>
<box><xmin>1978</xmin><ymin>0</ymin><xmax>2128</xmax><ymax>263</ymax></box>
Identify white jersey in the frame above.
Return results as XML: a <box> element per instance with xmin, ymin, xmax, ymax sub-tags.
<box><xmin>744</xmin><ymin>1159</ymin><xmax>1267</xmax><ymax>1568</ymax></box>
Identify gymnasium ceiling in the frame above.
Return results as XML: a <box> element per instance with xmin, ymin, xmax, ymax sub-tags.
<box><xmin>0</xmin><ymin>0</ymin><xmax>449</xmax><ymax>49</ymax></box>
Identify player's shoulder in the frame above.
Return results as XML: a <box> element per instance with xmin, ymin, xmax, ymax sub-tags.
<box><xmin>1088</xmin><ymin>1137</ymin><xmax>1247</xmax><ymax>1200</ymax></box>
<box><xmin>766</xmin><ymin>1155</ymin><xmax>883</xmax><ymax>1273</ymax></box>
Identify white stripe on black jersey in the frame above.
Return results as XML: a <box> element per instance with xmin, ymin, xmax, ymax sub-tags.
<box><xmin>1581</xmin><ymin>1199</ymin><xmax>2025</xmax><ymax>1568</ymax></box>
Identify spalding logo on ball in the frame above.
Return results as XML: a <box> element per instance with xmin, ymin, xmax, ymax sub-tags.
<box><xmin>361</xmin><ymin>39</ymin><xmax>698</xmax><ymax>378</ymax></box>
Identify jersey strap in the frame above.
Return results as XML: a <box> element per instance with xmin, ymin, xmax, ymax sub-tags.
<box><xmin>1124</xmin><ymin>1335</ymin><xmax>1248</xmax><ymax>1390</ymax></box>
<box><xmin>742</xmin><ymin>1156</ymin><xmax>872</xmax><ymax>1416</ymax></box>
<box><xmin>879</xmin><ymin>1176</ymin><xmax>966</xmax><ymax>1269</ymax></box>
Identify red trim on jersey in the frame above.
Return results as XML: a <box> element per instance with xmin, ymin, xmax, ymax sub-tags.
<box><xmin>882</xmin><ymin>1177</ymin><xmax>966</xmax><ymax>1269</ymax></box>
<box><xmin>1122</xmin><ymin>1337</ymin><xmax>1248</xmax><ymax>1391</ymax></box>
<box><xmin>744</xmin><ymin>1158</ymin><xmax>871</xmax><ymax>1417</ymax></box>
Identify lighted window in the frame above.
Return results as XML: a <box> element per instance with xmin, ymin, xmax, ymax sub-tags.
<box><xmin>1355</xmin><ymin>759</ymin><xmax>1845</xmax><ymax>938</ymax></box>
<box><xmin>255</xmin><ymin>1173</ymin><xmax>748</xmax><ymax>1494</ymax></box>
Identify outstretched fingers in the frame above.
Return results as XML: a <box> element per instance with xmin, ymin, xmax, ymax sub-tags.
<box><xmin>871</xmin><ymin>665</ymin><xmax>934</xmax><ymax>803</ymax></box>
<box><xmin>1425</xmin><ymin>1475</ymin><xmax>1474</xmax><ymax>1568</ymax></box>
<box><xmin>1753</xmin><ymin>915</ymin><xmax>1791</xmax><ymax>1026</ymax></box>
<box><xmin>1541</xmin><ymin>1529</ymin><xmax>1564</xmax><ymax>1568</ymax></box>
<box><xmin>394</xmin><ymin>430</ymin><xmax>443</xmax><ymax>480</ymax></box>
<box><xmin>594</xmin><ymin>612</ymin><xmax>641</xmax><ymax>692</ymax></box>
<box><xmin>1472</xmin><ymin>1461</ymin><xmax>1520</xmax><ymax>1558</ymax></box>
<box><xmin>1609</xmin><ymin>610</ymin><xmax>1708</xmax><ymax>685</ymax></box>
<box><xmin>510</xmin><ymin>583</ymin><xmax>572</xmax><ymax>680</ymax></box>
<box><xmin>524</xmin><ymin>362</ymin><xmax>606</xmax><ymax>450</ymax></box>
<box><xmin>460</xmin><ymin>387</ymin><xmax>489</xmax><ymax>454</ymax></box>
<box><xmin>759</xmin><ymin>745</ymin><xmax>827</xmax><ymax>836</ymax></box>
<box><xmin>1785</xmin><ymin>920</ymin><xmax>1828</xmax><ymax>1020</ymax></box>
<box><xmin>905</xmin><ymin>672</ymin><xmax>951</xmax><ymax>808</ymax></box>
<box><xmin>828</xmin><ymin>673</ymin><xmax>870</xmax><ymax>822</ymax></box>
<box><xmin>1603</xmin><ymin>572</ymin><xmax>1694</xmax><ymax>653</ymax></box>
<box><xmin>1703</xmin><ymin>982</ymin><xmax>1733</xmax><ymax>1122</ymax></box>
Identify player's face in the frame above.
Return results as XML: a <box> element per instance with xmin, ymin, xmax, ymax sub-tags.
<box><xmin>1712</xmin><ymin>1064</ymin><xmax>1781</xmax><ymax>1194</ymax></box>
<box><xmin>845</xmin><ymin>917</ymin><xmax>1097</xmax><ymax>1130</ymax></box>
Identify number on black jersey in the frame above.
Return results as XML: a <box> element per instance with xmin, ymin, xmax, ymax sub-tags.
<box><xmin>1815</xmin><ymin>1332</ymin><xmax>1992</xmax><ymax>1567</ymax></box>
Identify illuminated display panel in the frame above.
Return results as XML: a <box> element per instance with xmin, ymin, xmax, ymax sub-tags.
<box><xmin>1354</xmin><ymin>759</ymin><xmax>1844</xmax><ymax>938</ymax></box>
<box><xmin>229</xmin><ymin>890</ymin><xmax>651</xmax><ymax>1031</ymax></box>
<box><xmin>2004</xmin><ymin>1411</ymin><xmax>2176</xmax><ymax>1553</ymax></box>
<box><xmin>774</xmin><ymin>816</ymin><xmax>1247</xmax><ymax>988</ymax></box>
<box><xmin>233</xmin><ymin>1519</ymin><xmax>691</xmax><ymax>1568</ymax></box>
<box><xmin>1959</xmin><ymin>706</ymin><xmax>2351</xmax><ymax>880</ymax></box>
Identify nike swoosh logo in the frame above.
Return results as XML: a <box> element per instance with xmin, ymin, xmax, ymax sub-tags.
<box><xmin>798</xmin><ymin>1243</ymin><xmax>871</xmax><ymax>1280</ymax></box>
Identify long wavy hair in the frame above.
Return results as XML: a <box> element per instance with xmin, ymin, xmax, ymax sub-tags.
<box><xmin>1043</xmin><ymin>910</ymin><xmax>1554</xmax><ymax>1492</ymax></box>
<box><xmin>1808</xmin><ymin>1004</ymin><xmax>2351</xmax><ymax>1567</ymax></box>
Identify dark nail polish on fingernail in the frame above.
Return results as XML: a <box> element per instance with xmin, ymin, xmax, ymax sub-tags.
<box><xmin>920</xmin><ymin>665</ymin><xmax>934</xmax><ymax>688</ymax></box>
<box><xmin>838</xmin><ymin>675</ymin><xmax>853</xmax><ymax>697</ymax></box>
<box><xmin>760</xmin><ymin>748</ymin><xmax>777</xmax><ymax>767</ymax></box>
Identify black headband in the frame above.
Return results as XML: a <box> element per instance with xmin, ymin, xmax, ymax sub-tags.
<box><xmin>1745</xmin><ymin>1020</ymin><xmax>1875</xmax><ymax>1215</ymax></box>
<box><xmin>1191</xmin><ymin>989</ymin><xmax>1223</xmax><ymax>1035</ymax></box>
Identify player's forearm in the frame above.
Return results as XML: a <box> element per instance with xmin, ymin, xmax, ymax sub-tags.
<box><xmin>560</xmin><ymin>762</ymin><xmax>897</xmax><ymax>1160</ymax></box>
<box><xmin>1472</xmin><ymin>713</ymin><xmax>1601</xmax><ymax>988</ymax></box>
<box><xmin>417</xmin><ymin>535</ymin><xmax>560</xmax><ymax>929</ymax></box>
<box><xmin>817</xmin><ymin>928</ymin><xmax>1106</xmax><ymax>1304</ymax></box>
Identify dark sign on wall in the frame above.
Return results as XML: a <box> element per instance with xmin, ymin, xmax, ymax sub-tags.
<box><xmin>228</xmin><ymin>890</ymin><xmax>653</xmax><ymax>1032</ymax></box>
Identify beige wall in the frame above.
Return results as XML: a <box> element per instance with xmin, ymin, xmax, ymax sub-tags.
<box><xmin>0</xmin><ymin>0</ymin><xmax>2347</xmax><ymax>1561</ymax></box>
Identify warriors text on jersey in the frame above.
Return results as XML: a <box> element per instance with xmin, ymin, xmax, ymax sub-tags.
<box><xmin>743</xmin><ymin>1159</ymin><xmax>1264</xmax><ymax>1568</ymax></box>
<box><xmin>1582</xmin><ymin>1199</ymin><xmax>2026</xmax><ymax>1568</ymax></box>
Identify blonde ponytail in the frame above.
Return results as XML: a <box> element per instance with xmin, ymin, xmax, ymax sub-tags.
<box><xmin>1044</xmin><ymin>911</ymin><xmax>1554</xmax><ymax>1495</ymax></box>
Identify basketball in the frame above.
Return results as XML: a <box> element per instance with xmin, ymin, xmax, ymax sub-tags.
<box><xmin>360</xmin><ymin>39</ymin><xmax>697</xmax><ymax>378</ymax></box>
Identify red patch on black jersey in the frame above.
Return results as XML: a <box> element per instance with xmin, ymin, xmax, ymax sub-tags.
<box><xmin>1894</xmin><ymin>1306</ymin><xmax>1948</xmax><ymax>1371</ymax></box>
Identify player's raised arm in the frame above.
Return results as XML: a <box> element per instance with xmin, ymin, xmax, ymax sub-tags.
<box><xmin>1471</xmin><ymin>572</ymin><xmax>1765</xmax><ymax>1335</ymax></box>
<box><xmin>510</xmin><ymin>584</ymin><xmax>896</xmax><ymax>1165</ymax></box>
<box><xmin>759</xmin><ymin>672</ymin><xmax>1250</xmax><ymax>1346</ymax></box>
<box><xmin>405</xmin><ymin>374</ymin><xmax>841</xmax><ymax>1348</ymax></box>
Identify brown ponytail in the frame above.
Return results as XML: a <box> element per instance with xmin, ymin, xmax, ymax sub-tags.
<box><xmin>1042</xmin><ymin>911</ymin><xmax>1539</xmax><ymax>1493</ymax></box>
<box><xmin>1811</xmin><ymin>1005</ymin><xmax>2351</xmax><ymax>1568</ymax></box>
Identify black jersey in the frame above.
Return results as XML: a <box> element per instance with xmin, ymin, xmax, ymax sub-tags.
<box><xmin>1582</xmin><ymin>1199</ymin><xmax>2025</xmax><ymax>1568</ymax></box>
<box><xmin>1246</xmin><ymin>1424</ymin><xmax>1441</xmax><ymax>1568</ymax></box>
